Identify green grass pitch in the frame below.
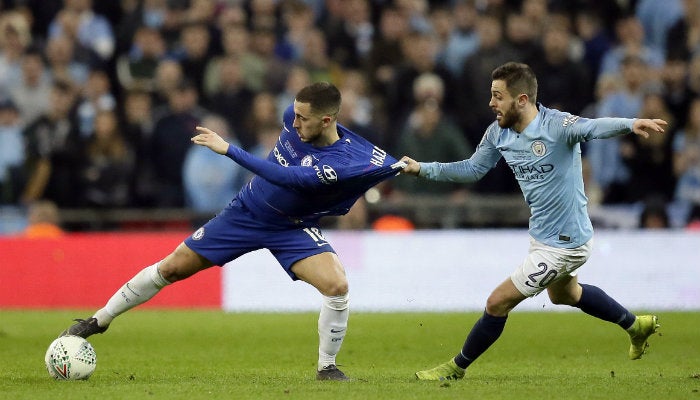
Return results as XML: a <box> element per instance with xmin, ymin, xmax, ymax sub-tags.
<box><xmin>1</xmin><ymin>310</ymin><xmax>698</xmax><ymax>399</ymax></box>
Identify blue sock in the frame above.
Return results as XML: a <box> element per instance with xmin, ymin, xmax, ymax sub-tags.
<box><xmin>574</xmin><ymin>284</ymin><xmax>636</xmax><ymax>329</ymax></box>
<box><xmin>454</xmin><ymin>311</ymin><xmax>507</xmax><ymax>369</ymax></box>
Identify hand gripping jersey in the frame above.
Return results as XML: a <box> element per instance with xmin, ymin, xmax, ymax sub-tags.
<box><xmin>419</xmin><ymin>105</ymin><xmax>635</xmax><ymax>248</ymax></box>
<box><xmin>229</xmin><ymin>105</ymin><xmax>405</xmax><ymax>224</ymax></box>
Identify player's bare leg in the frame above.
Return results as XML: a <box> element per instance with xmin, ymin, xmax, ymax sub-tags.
<box><xmin>292</xmin><ymin>252</ymin><xmax>350</xmax><ymax>381</ymax></box>
<box><xmin>60</xmin><ymin>243</ymin><xmax>212</xmax><ymax>338</ymax></box>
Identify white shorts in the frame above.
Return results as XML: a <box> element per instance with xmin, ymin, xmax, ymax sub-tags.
<box><xmin>510</xmin><ymin>237</ymin><xmax>593</xmax><ymax>297</ymax></box>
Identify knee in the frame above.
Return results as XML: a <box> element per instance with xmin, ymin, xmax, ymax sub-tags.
<box><xmin>548</xmin><ymin>292</ymin><xmax>578</xmax><ymax>306</ymax></box>
<box><xmin>321</xmin><ymin>278</ymin><xmax>348</xmax><ymax>297</ymax></box>
<box><xmin>485</xmin><ymin>295</ymin><xmax>510</xmax><ymax>317</ymax></box>
<box><xmin>157</xmin><ymin>260</ymin><xmax>182</xmax><ymax>283</ymax></box>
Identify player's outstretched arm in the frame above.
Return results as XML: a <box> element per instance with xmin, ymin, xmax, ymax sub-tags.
<box><xmin>631</xmin><ymin>118</ymin><xmax>667</xmax><ymax>139</ymax></box>
<box><xmin>399</xmin><ymin>156</ymin><xmax>421</xmax><ymax>176</ymax></box>
<box><xmin>192</xmin><ymin>126</ymin><xmax>230</xmax><ymax>154</ymax></box>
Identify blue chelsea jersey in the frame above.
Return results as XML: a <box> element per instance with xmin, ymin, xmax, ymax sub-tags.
<box><xmin>232</xmin><ymin>105</ymin><xmax>404</xmax><ymax>223</ymax></box>
<box><xmin>419</xmin><ymin>105</ymin><xmax>634</xmax><ymax>248</ymax></box>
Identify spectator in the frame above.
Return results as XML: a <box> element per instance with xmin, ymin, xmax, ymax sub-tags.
<box><xmin>152</xmin><ymin>58</ymin><xmax>184</xmax><ymax>109</ymax></box>
<box><xmin>439</xmin><ymin>0</ymin><xmax>479</xmax><ymax>76</ymax></box>
<box><xmin>170</xmin><ymin>22</ymin><xmax>214</xmax><ymax>97</ymax></box>
<box><xmin>599</xmin><ymin>14</ymin><xmax>664</xmax><ymax>78</ymax></box>
<box><xmin>635</xmin><ymin>0</ymin><xmax>683</xmax><ymax>55</ymax></box>
<box><xmin>503</xmin><ymin>12</ymin><xmax>542</xmax><ymax>65</ymax></box>
<box><xmin>364</xmin><ymin>5</ymin><xmax>409</xmax><ymax>98</ymax></box>
<box><xmin>587</xmin><ymin>54</ymin><xmax>652</xmax><ymax>203</ymax></box>
<box><xmin>48</xmin><ymin>0</ymin><xmax>115</xmax><ymax>63</ymax></box>
<box><xmin>324</xmin><ymin>0</ymin><xmax>374</xmax><ymax>69</ymax></box>
<box><xmin>10</xmin><ymin>48</ymin><xmax>52</xmax><ymax>127</ymax></box>
<box><xmin>665</xmin><ymin>0</ymin><xmax>700</xmax><ymax>61</ymax></box>
<box><xmin>0</xmin><ymin>98</ymin><xmax>25</xmax><ymax>204</ymax></box>
<box><xmin>299</xmin><ymin>28</ymin><xmax>344</xmax><ymax>85</ymax></box>
<box><xmin>22</xmin><ymin>200</ymin><xmax>65</xmax><ymax>238</ymax></box>
<box><xmin>115</xmin><ymin>26</ymin><xmax>167</xmax><ymax>92</ymax></box>
<box><xmin>386</xmin><ymin>29</ymin><xmax>458</xmax><ymax>146</ymax></box>
<box><xmin>21</xmin><ymin>80</ymin><xmax>83</xmax><ymax>207</ymax></box>
<box><xmin>276</xmin><ymin>65</ymin><xmax>312</xmax><ymax>122</ymax></box>
<box><xmin>458</xmin><ymin>13</ymin><xmax>520</xmax><ymax>145</ymax></box>
<box><xmin>621</xmin><ymin>93</ymin><xmax>676</xmax><ymax>202</ymax></box>
<box><xmin>391</xmin><ymin>73</ymin><xmax>473</xmax><ymax>198</ymax></box>
<box><xmin>76</xmin><ymin>69</ymin><xmax>117</xmax><ymax>138</ymax></box>
<box><xmin>243</xmin><ymin>91</ymin><xmax>279</xmax><ymax>151</ymax></box>
<box><xmin>205</xmin><ymin>56</ymin><xmax>255</xmax><ymax>149</ymax></box>
<box><xmin>148</xmin><ymin>79</ymin><xmax>208</xmax><ymax>207</ymax></box>
<box><xmin>44</xmin><ymin>34</ymin><xmax>91</xmax><ymax>87</ymax></box>
<box><xmin>183</xmin><ymin>114</ymin><xmax>246</xmax><ymax>215</ymax></box>
<box><xmin>203</xmin><ymin>24</ymin><xmax>258</xmax><ymax>96</ymax></box>
<box><xmin>120</xmin><ymin>89</ymin><xmax>155</xmax><ymax>207</ymax></box>
<box><xmin>673</xmin><ymin>97</ymin><xmax>700</xmax><ymax>223</ymax></box>
<box><xmin>529</xmin><ymin>23</ymin><xmax>592</xmax><ymax>114</ymax></box>
<box><xmin>575</xmin><ymin>10</ymin><xmax>613</xmax><ymax>84</ymax></box>
<box><xmin>79</xmin><ymin>109</ymin><xmax>134</xmax><ymax>209</ymax></box>
<box><xmin>0</xmin><ymin>10</ymin><xmax>31</xmax><ymax>93</ymax></box>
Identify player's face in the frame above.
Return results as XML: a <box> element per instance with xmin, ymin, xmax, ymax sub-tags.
<box><xmin>292</xmin><ymin>101</ymin><xmax>325</xmax><ymax>144</ymax></box>
<box><xmin>489</xmin><ymin>80</ymin><xmax>520</xmax><ymax>129</ymax></box>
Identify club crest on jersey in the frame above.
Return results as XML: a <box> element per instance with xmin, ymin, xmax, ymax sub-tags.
<box><xmin>301</xmin><ymin>155</ymin><xmax>313</xmax><ymax>166</ymax></box>
<box><xmin>531</xmin><ymin>141</ymin><xmax>546</xmax><ymax>157</ymax></box>
<box><xmin>192</xmin><ymin>227</ymin><xmax>205</xmax><ymax>240</ymax></box>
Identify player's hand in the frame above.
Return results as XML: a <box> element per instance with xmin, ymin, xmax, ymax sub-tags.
<box><xmin>632</xmin><ymin>118</ymin><xmax>667</xmax><ymax>139</ymax></box>
<box><xmin>192</xmin><ymin>126</ymin><xmax>229</xmax><ymax>154</ymax></box>
<box><xmin>399</xmin><ymin>156</ymin><xmax>421</xmax><ymax>176</ymax></box>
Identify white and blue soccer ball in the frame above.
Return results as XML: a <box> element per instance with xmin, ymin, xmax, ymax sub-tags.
<box><xmin>45</xmin><ymin>335</ymin><xmax>97</xmax><ymax>380</ymax></box>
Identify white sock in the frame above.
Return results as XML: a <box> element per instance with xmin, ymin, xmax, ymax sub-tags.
<box><xmin>317</xmin><ymin>293</ymin><xmax>349</xmax><ymax>371</ymax></box>
<box><xmin>93</xmin><ymin>263</ymin><xmax>171</xmax><ymax>327</ymax></box>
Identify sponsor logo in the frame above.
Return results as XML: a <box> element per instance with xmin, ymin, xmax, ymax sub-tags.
<box><xmin>322</xmin><ymin>165</ymin><xmax>337</xmax><ymax>182</ymax></box>
<box><xmin>192</xmin><ymin>227</ymin><xmax>205</xmax><ymax>240</ymax></box>
<box><xmin>313</xmin><ymin>165</ymin><xmax>338</xmax><ymax>184</ymax></box>
<box><xmin>330</xmin><ymin>328</ymin><xmax>345</xmax><ymax>333</ymax></box>
<box><xmin>531</xmin><ymin>140</ymin><xmax>546</xmax><ymax>157</ymax></box>
<box><xmin>301</xmin><ymin>155</ymin><xmax>313</xmax><ymax>166</ymax></box>
<box><xmin>509</xmin><ymin>163</ymin><xmax>554</xmax><ymax>181</ymax></box>
<box><xmin>273</xmin><ymin>146</ymin><xmax>289</xmax><ymax>166</ymax></box>
<box><xmin>562</xmin><ymin>115</ymin><xmax>580</xmax><ymax>127</ymax></box>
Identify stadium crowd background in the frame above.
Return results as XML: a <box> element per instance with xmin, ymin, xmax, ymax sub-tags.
<box><xmin>1</xmin><ymin>0</ymin><xmax>700</xmax><ymax>232</ymax></box>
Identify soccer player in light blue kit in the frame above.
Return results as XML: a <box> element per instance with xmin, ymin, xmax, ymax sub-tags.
<box><xmin>60</xmin><ymin>82</ymin><xmax>405</xmax><ymax>381</ymax></box>
<box><xmin>401</xmin><ymin>62</ymin><xmax>665</xmax><ymax>381</ymax></box>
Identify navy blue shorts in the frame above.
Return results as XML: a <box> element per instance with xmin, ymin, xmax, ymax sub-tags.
<box><xmin>184</xmin><ymin>200</ymin><xmax>335</xmax><ymax>280</ymax></box>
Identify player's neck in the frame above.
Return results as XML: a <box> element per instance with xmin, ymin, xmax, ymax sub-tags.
<box><xmin>513</xmin><ymin>105</ymin><xmax>539</xmax><ymax>133</ymax></box>
<box><xmin>311</xmin><ymin>123</ymin><xmax>341</xmax><ymax>147</ymax></box>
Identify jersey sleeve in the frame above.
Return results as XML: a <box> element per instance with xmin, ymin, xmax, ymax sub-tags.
<box><xmin>554</xmin><ymin>111</ymin><xmax>635</xmax><ymax>144</ymax></box>
<box><xmin>226</xmin><ymin>144</ymin><xmax>405</xmax><ymax>191</ymax></box>
<box><xmin>418</xmin><ymin>124</ymin><xmax>502</xmax><ymax>183</ymax></box>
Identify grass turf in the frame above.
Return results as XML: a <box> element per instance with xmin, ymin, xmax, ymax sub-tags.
<box><xmin>1</xmin><ymin>310</ymin><xmax>698</xmax><ymax>399</ymax></box>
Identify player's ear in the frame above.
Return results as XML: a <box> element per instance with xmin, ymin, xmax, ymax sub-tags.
<box><xmin>517</xmin><ymin>93</ymin><xmax>529</xmax><ymax>107</ymax></box>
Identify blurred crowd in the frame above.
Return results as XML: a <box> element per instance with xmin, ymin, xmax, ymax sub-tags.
<box><xmin>1</xmin><ymin>0</ymin><xmax>700</xmax><ymax>231</ymax></box>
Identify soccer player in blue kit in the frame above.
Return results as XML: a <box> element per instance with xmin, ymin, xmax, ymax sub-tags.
<box><xmin>401</xmin><ymin>62</ymin><xmax>666</xmax><ymax>381</ymax></box>
<box><xmin>60</xmin><ymin>82</ymin><xmax>406</xmax><ymax>381</ymax></box>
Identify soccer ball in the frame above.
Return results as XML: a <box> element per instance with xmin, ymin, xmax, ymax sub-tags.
<box><xmin>44</xmin><ymin>335</ymin><xmax>97</xmax><ymax>380</ymax></box>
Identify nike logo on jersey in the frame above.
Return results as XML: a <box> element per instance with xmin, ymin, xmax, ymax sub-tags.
<box><xmin>330</xmin><ymin>328</ymin><xmax>345</xmax><ymax>333</ymax></box>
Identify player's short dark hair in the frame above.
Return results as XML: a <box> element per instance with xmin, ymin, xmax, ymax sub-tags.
<box><xmin>295</xmin><ymin>82</ymin><xmax>341</xmax><ymax>117</ymax></box>
<box><xmin>492</xmin><ymin>62</ymin><xmax>538</xmax><ymax>104</ymax></box>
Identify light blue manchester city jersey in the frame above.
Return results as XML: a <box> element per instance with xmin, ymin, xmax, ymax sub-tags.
<box><xmin>419</xmin><ymin>105</ymin><xmax>634</xmax><ymax>248</ymax></box>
